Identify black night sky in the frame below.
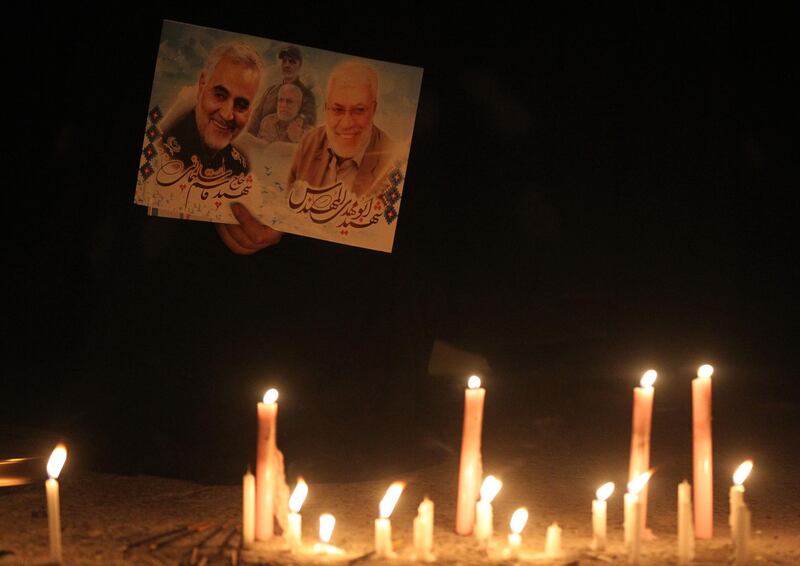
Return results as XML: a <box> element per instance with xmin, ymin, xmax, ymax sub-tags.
<box><xmin>5</xmin><ymin>5</ymin><xmax>797</xmax><ymax>483</ymax></box>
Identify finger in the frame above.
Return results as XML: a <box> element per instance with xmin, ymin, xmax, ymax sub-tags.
<box><xmin>231</xmin><ymin>203</ymin><xmax>283</xmax><ymax>247</ymax></box>
<box><xmin>216</xmin><ymin>223</ymin><xmax>258</xmax><ymax>255</ymax></box>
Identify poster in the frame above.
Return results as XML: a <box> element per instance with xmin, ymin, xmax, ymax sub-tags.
<box><xmin>134</xmin><ymin>20</ymin><xmax>424</xmax><ymax>252</ymax></box>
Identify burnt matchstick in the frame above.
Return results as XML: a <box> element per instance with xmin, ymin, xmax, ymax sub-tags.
<box><xmin>209</xmin><ymin>525</ymin><xmax>239</xmax><ymax>558</ymax></box>
<box><xmin>182</xmin><ymin>520</ymin><xmax>234</xmax><ymax>564</ymax></box>
<box><xmin>122</xmin><ymin>524</ymin><xmax>189</xmax><ymax>553</ymax></box>
<box><xmin>150</xmin><ymin>522</ymin><xmax>214</xmax><ymax>550</ymax></box>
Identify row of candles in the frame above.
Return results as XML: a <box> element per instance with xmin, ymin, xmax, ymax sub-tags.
<box><xmin>32</xmin><ymin>363</ymin><xmax>753</xmax><ymax>563</ymax></box>
<box><xmin>242</xmin><ymin>366</ymin><xmax>755</xmax><ymax>563</ymax></box>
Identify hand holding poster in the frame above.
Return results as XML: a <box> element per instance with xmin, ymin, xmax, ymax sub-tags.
<box><xmin>135</xmin><ymin>20</ymin><xmax>423</xmax><ymax>252</ymax></box>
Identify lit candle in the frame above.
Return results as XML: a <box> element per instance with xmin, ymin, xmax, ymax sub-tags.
<box><xmin>624</xmin><ymin>471</ymin><xmax>652</xmax><ymax>564</ymax></box>
<box><xmin>256</xmin><ymin>388</ymin><xmax>279</xmax><ymax>541</ymax></box>
<box><xmin>413</xmin><ymin>497</ymin><xmax>435</xmax><ymax>561</ymax></box>
<box><xmin>243</xmin><ymin>468</ymin><xmax>255</xmax><ymax>546</ymax></box>
<box><xmin>592</xmin><ymin>482</ymin><xmax>615</xmax><ymax>551</ymax></box>
<box><xmin>506</xmin><ymin>507</ymin><xmax>528</xmax><ymax>558</ymax></box>
<box><xmin>474</xmin><ymin>475</ymin><xmax>502</xmax><ymax>543</ymax></box>
<box><xmin>629</xmin><ymin>370</ymin><xmax>656</xmax><ymax>531</ymax></box>
<box><xmin>677</xmin><ymin>480</ymin><xmax>695</xmax><ymax>563</ymax></box>
<box><xmin>313</xmin><ymin>513</ymin><xmax>345</xmax><ymax>556</ymax></box>
<box><xmin>730</xmin><ymin>460</ymin><xmax>753</xmax><ymax>564</ymax></box>
<box><xmin>456</xmin><ymin>375</ymin><xmax>485</xmax><ymax>535</ymax></box>
<box><xmin>544</xmin><ymin>523</ymin><xmax>563</xmax><ymax>559</ymax></box>
<box><xmin>287</xmin><ymin>477</ymin><xmax>308</xmax><ymax>552</ymax></box>
<box><xmin>375</xmin><ymin>481</ymin><xmax>405</xmax><ymax>558</ymax></box>
<box><xmin>692</xmin><ymin>364</ymin><xmax>714</xmax><ymax>539</ymax></box>
<box><xmin>45</xmin><ymin>444</ymin><xmax>67</xmax><ymax>564</ymax></box>
<box><xmin>729</xmin><ymin>460</ymin><xmax>752</xmax><ymax>529</ymax></box>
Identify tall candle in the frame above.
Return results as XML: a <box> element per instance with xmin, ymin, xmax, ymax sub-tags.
<box><xmin>413</xmin><ymin>497</ymin><xmax>435</xmax><ymax>561</ymax></box>
<box><xmin>256</xmin><ymin>388</ymin><xmax>279</xmax><ymax>540</ymax></box>
<box><xmin>506</xmin><ymin>508</ymin><xmax>528</xmax><ymax>558</ymax></box>
<box><xmin>544</xmin><ymin>523</ymin><xmax>563</xmax><ymax>559</ymax></box>
<box><xmin>45</xmin><ymin>444</ymin><xmax>67</xmax><ymax>564</ymax></box>
<box><xmin>287</xmin><ymin>477</ymin><xmax>308</xmax><ymax>552</ymax></box>
<box><xmin>456</xmin><ymin>375</ymin><xmax>485</xmax><ymax>535</ymax></box>
<box><xmin>624</xmin><ymin>471</ymin><xmax>651</xmax><ymax>564</ymax></box>
<box><xmin>243</xmin><ymin>469</ymin><xmax>255</xmax><ymax>546</ymax></box>
<box><xmin>375</xmin><ymin>481</ymin><xmax>405</xmax><ymax>558</ymax></box>
<box><xmin>474</xmin><ymin>475</ymin><xmax>502</xmax><ymax>542</ymax></box>
<box><xmin>629</xmin><ymin>370</ymin><xmax>656</xmax><ymax>530</ymax></box>
<box><xmin>592</xmin><ymin>482</ymin><xmax>614</xmax><ymax>551</ymax></box>
<box><xmin>692</xmin><ymin>364</ymin><xmax>714</xmax><ymax>539</ymax></box>
<box><xmin>677</xmin><ymin>480</ymin><xmax>695</xmax><ymax>563</ymax></box>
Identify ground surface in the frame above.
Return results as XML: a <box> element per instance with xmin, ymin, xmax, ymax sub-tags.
<box><xmin>2</xmin><ymin>365</ymin><xmax>799</xmax><ymax>565</ymax></box>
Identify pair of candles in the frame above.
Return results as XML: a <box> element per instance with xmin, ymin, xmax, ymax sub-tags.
<box><xmin>244</xmin><ymin>472</ymin><xmax>342</xmax><ymax>555</ymax></box>
<box><xmin>628</xmin><ymin>364</ymin><xmax>716</xmax><ymax>540</ymax></box>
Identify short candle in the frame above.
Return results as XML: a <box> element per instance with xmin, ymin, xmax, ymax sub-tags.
<box><xmin>313</xmin><ymin>513</ymin><xmax>345</xmax><ymax>556</ymax></box>
<box><xmin>592</xmin><ymin>481</ymin><xmax>614</xmax><ymax>551</ymax></box>
<box><xmin>730</xmin><ymin>460</ymin><xmax>753</xmax><ymax>564</ymax></box>
<box><xmin>375</xmin><ymin>481</ymin><xmax>405</xmax><ymax>558</ymax></box>
<box><xmin>287</xmin><ymin>477</ymin><xmax>308</xmax><ymax>552</ymax></box>
<box><xmin>474</xmin><ymin>475</ymin><xmax>502</xmax><ymax>543</ymax></box>
<box><xmin>506</xmin><ymin>507</ymin><xmax>528</xmax><ymax>558</ymax></box>
<box><xmin>625</xmin><ymin>471</ymin><xmax>652</xmax><ymax>564</ymax></box>
<box><xmin>45</xmin><ymin>444</ymin><xmax>67</xmax><ymax>564</ymax></box>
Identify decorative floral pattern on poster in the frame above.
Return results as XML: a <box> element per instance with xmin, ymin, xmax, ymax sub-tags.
<box><xmin>134</xmin><ymin>20</ymin><xmax>423</xmax><ymax>252</ymax></box>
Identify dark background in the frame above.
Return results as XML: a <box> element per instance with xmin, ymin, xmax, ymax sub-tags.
<box><xmin>4</xmin><ymin>4</ymin><xmax>797</xmax><ymax>483</ymax></box>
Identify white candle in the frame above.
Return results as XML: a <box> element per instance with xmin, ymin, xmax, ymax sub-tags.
<box><xmin>456</xmin><ymin>375</ymin><xmax>485</xmax><ymax>535</ymax></box>
<box><xmin>624</xmin><ymin>471</ymin><xmax>651</xmax><ymax>564</ymax></box>
<box><xmin>629</xmin><ymin>370</ymin><xmax>656</xmax><ymax>531</ymax></box>
<box><xmin>544</xmin><ymin>523</ymin><xmax>563</xmax><ymax>559</ymax></box>
<box><xmin>506</xmin><ymin>508</ymin><xmax>528</xmax><ymax>558</ymax></box>
<box><xmin>375</xmin><ymin>481</ymin><xmax>405</xmax><ymax>558</ymax></box>
<box><xmin>256</xmin><ymin>388</ymin><xmax>278</xmax><ymax>541</ymax></box>
<box><xmin>287</xmin><ymin>477</ymin><xmax>308</xmax><ymax>552</ymax></box>
<box><xmin>313</xmin><ymin>513</ymin><xmax>345</xmax><ymax>556</ymax></box>
<box><xmin>242</xmin><ymin>469</ymin><xmax>255</xmax><ymax>546</ymax></box>
<box><xmin>474</xmin><ymin>475</ymin><xmax>502</xmax><ymax>542</ymax></box>
<box><xmin>730</xmin><ymin>460</ymin><xmax>752</xmax><ymax>529</ymax></box>
<box><xmin>413</xmin><ymin>497</ymin><xmax>434</xmax><ymax>561</ymax></box>
<box><xmin>592</xmin><ymin>482</ymin><xmax>614</xmax><ymax>551</ymax></box>
<box><xmin>677</xmin><ymin>480</ymin><xmax>695</xmax><ymax>563</ymax></box>
<box><xmin>45</xmin><ymin>444</ymin><xmax>67</xmax><ymax>564</ymax></box>
<box><xmin>693</xmin><ymin>364</ymin><xmax>714</xmax><ymax>539</ymax></box>
<box><xmin>730</xmin><ymin>460</ymin><xmax>753</xmax><ymax>564</ymax></box>
<box><xmin>733</xmin><ymin>505</ymin><xmax>751</xmax><ymax>565</ymax></box>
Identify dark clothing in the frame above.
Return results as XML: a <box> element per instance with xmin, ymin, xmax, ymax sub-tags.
<box><xmin>161</xmin><ymin>110</ymin><xmax>249</xmax><ymax>175</ymax></box>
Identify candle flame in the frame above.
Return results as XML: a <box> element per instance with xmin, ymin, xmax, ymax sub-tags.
<box><xmin>733</xmin><ymin>460</ymin><xmax>753</xmax><ymax>486</ymax></box>
<box><xmin>379</xmin><ymin>481</ymin><xmax>405</xmax><ymax>518</ymax></box>
<box><xmin>640</xmin><ymin>369</ymin><xmax>657</xmax><ymax>388</ymax></box>
<box><xmin>46</xmin><ymin>444</ymin><xmax>67</xmax><ymax>479</ymax></box>
<box><xmin>510</xmin><ymin>507</ymin><xmax>528</xmax><ymax>534</ymax></box>
<box><xmin>697</xmin><ymin>364</ymin><xmax>714</xmax><ymax>379</ymax></box>
<box><xmin>627</xmin><ymin>470</ymin><xmax>652</xmax><ymax>495</ymax></box>
<box><xmin>479</xmin><ymin>475</ymin><xmax>503</xmax><ymax>503</ymax></box>
<box><xmin>596</xmin><ymin>481</ymin><xmax>615</xmax><ymax>501</ymax></box>
<box><xmin>262</xmin><ymin>388</ymin><xmax>279</xmax><ymax>404</ymax></box>
<box><xmin>289</xmin><ymin>477</ymin><xmax>308</xmax><ymax>513</ymax></box>
<box><xmin>468</xmin><ymin>375</ymin><xmax>481</xmax><ymax>389</ymax></box>
<box><xmin>319</xmin><ymin>513</ymin><xmax>335</xmax><ymax>543</ymax></box>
